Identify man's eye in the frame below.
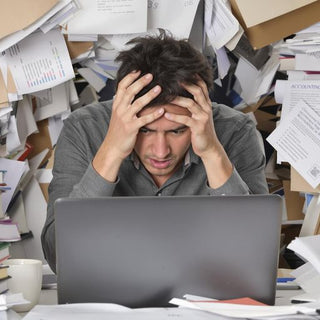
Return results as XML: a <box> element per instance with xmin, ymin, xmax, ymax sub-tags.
<box><xmin>139</xmin><ymin>128</ymin><xmax>149</xmax><ymax>134</ymax></box>
<box><xmin>171</xmin><ymin>129</ymin><xmax>185</xmax><ymax>135</ymax></box>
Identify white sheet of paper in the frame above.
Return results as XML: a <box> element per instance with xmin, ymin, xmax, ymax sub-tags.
<box><xmin>6</xmin><ymin>115</ymin><xmax>21</xmax><ymax>154</ymax></box>
<box><xmin>5</xmin><ymin>29</ymin><xmax>74</xmax><ymax>95</ymax></box>
<box><xmin>296</xmin><ymin>53</ymin><xmax>320</xmax><ymax>71</ymax></box>
<box><xmin>288</xmin><ymin>235</ymin><xmax>320</xmax><ymax>274</ymax></box>
<box><xmin>205</xmin><ymin>0</ymin><xmax>239</xmax><ymax>50</ymax></box>
<box><xmin>287</xmin><ymin>70</ymin><xmax>320</xmax><ymax>81</ymax></box>
<box><xmin>267</xmin><ymin>100</ymin><xmax>320</xmax><ymax>188</ymax></box>
<box><xmin>215</xmin><ymin>46</ymin><xmax>230</xmax><ymax>79</ymax></box>
<box><xmin>255</xmin><ymin>55</ymin><xmax>280</xmax><ymax>97</ymax></box>
<box><xmin>7</xmin><ymin>192</ymin><xmax>29</xmax><ymax>234</ymax></box>
<box><xmin>281</xmin><ymin>80</ymin><xmax>320</xmax><ymax>120</ymax></box>
<box><xmin>274</xmin><ymin>79</ymin><xmax>289</xmax><ymax>103</ymax></box>
<box><xmin>169</xmin><ymin>297</ymin><xmax>320</xmax><ymax>318</ymax></box>
<box><xmin>234</xmin><ymin>57</ymin><xmax>259</xmax><ymax>104</ymax></box>
<box><xmin>33</xmin><ymin>83</ymin><xmax>70</xmax><ymax>121</ymax></box>
<box><xmin>67</xmin><ymin>0</ymin><xmax>147</xmax><ymax>35</ymax></box>
<box><xmin>16</xmin><ymin>95</ymin><xmax>38</xmax><ymax>142</ymax></box>
<box><xmin>35</xmin><ymin>168</ymin><xmax>53</xmax><ymax>184</ymax></box>
<box><xmin>0</xmin><ymin>158</ymin><xmax>27</xmax><ymax>213</ymax></box>
<box><xmin>147</xmin><ymin>0</ymin><xmax>200</xmax><ymax>40</ymax></box>
<box><xmin>77</xmin><ymin>67</ymin><xmax>106</xmax><ymax>92</ymax></box>
<box><xmin>40</xmin><ymin>0</ymin><xmax>80</xmax><ymax>33</ymax></box>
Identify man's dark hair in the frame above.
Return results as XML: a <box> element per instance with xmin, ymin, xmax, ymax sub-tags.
<box><xmin>115</xmin><ymin>30</ymin><xmax>213</xmax><ymax>107</ymax></box>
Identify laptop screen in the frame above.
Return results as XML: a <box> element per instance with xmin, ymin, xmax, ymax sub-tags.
<box><xmin>55</xmin><ymin>195</ymin><xmax>282</xmax><ymax>307</ymax></box>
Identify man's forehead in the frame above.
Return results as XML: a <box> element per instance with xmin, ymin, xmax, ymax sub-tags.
<box><xmin>139</xmin><ymin>103</ymin><xmax>190</xmax><ymax>116</ymax></box>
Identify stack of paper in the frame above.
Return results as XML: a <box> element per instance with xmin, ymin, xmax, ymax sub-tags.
<box><xmin>267</xmin><ymin>21</ymin><xmax>320</xmax><ymax>194</ymax></box>
<box><xmin>287</xmin><ymin>235</ymin><xmax>320</xmax><ymax>303</ymax></box>
<box><xmin>170</xmin><ymin>296</ymin><xmax>320</xmax><ymax>319</ymax></box>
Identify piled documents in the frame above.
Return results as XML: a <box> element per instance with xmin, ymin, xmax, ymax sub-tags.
<box><xmin>170</xmin><ymin>296</ymin><xmax>320</xmax><ymax>319</ymax></box>
<box><xmin>287</xmin><ymin>235</ymin><xmax>320</xmax><ymax>303</ymax></box>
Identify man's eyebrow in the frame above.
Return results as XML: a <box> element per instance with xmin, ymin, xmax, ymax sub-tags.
<box><xmin>167</xmin><ymin>125</ymin><xmax>188</xmax><ymax>132</ymax></box>
<box><xmin>140</xmin><ymin>125</ymin><xmax>188</xmax><ymax>132</ymax></box>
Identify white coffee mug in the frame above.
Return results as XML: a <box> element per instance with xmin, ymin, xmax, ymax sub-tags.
<box><xmin>4</xmin><ymin>259</ymin><xmax>42</xmax><ymax>312</ymax></box>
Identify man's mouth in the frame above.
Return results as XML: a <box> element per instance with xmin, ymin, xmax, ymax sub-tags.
<box><xmin>149</xmin><ymin>158</ymin><xmax>172</xmax><ymax>169</ymax></box>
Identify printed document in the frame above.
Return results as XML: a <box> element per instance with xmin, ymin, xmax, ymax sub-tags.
<box><xmin>205</xmin><ymin>0</ymin><xmax>239</xmax><ymax>50</ymax></box>
<box><xmin>67</xmin><ymin>0</ymin><xmax>147</xmax><ymax>35</ymax></box>
<box><xmin>267</xmin><ymin>100</ymin><xmax>320</xmax><ymax>189</ymax></box>
<box><xmin>4</xmin><ymin>29</ymin><xmax>74</xmax><ymax>95</ymax></box>
<box><xmin>147</xmin><ymin>0</ymin><xmax>200</xmax><ymax>40</ymax></box>
<box><xmin>281</xmin><ymin>80</ymin><xmax>320</xmax><ymax>120</ymax></box>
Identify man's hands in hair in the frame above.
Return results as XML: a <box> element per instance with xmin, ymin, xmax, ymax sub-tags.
<box><xmin>164</xmin><ymin>78</ymin><xmax>233</xmax><ymax>189</ymax></box>
<box><xmin>92</xmin><ymin>71</ymin><xmax>162</xmax><ymax>182</ymax></box>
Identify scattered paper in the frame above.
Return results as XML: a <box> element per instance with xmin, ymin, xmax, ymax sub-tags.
<box><xmin>67</xmin><ymin>0</ymin><xmax>147</xmax><ymax>35</ymax></box>
<box><xmin>5</xmin><ymin>29</ymin><xmax>74</xmax><ymax>95</ymax></box>
<box><xmin>281</xmin><ymin>80</ymin><xmax>320</xmax><ymax>120</ymax></box>
<box><xmin>205</xmin><ymin>0</ymin><xmax>239</xmax><ymax>50</ymax></box>
<box><xmin>0</xmin><ymin>157</ymin><xmax>27</xmax><ymax>213</ymax></box>
<box><xmin>267</xmin><ymin>100</ymin><xmax>320</xmax><ymax>188</ymax></box>
<box><xmin>147</xmin><ymin>0</ymin><xmax>200</xmax><ymax>40</ymax></box>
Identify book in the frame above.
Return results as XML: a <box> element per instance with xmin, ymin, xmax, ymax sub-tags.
<box><xmin>0</xmin><ymin>265</ymin><xmax>9</xmax><ymax>280</ymax></box>
<box><xmin>0</xmin><ymin>220</ymin><xmax>20</xmax><ymax>242</ymax></box>
<box><xmin>0</xmin><ymin>242</ymin><xmax>10</xmax><ymax>263</ymax></box>
<box><xmin>0</xmin><ymin>277</ymin><xmax>10</xmax><ymax>294</ymax></box>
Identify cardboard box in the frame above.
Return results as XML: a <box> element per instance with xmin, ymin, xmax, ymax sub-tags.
<box><xmin>230</xmin><ymin>0</ymin><xmax>320</xmax><ymax>49</ymax></box>
<box><xmin>291</xmin><ymin>168</ymin><xmax>320</xmax><ymax>194</ymax></box>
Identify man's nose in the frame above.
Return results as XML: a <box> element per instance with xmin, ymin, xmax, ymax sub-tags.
<box><xmin>152</xmin><ymin>134</ymin><xmax>170</xmax><ymax>158</ymax></box>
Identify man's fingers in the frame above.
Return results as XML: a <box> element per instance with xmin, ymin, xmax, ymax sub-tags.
<box><xmin>171</xmin><ymin>96</ymin><xmax>202</xmax><ymax>116</ymax></box>
<box><xmin>114</xmin><ymin>71</ymin><xmax>140</xmax><ymax>103</ymax></box>
<box><xmin>164</xmin><ymin>112</ymin><xmax>194</xmax><ymax>127</ymax></box>
<box><xmin>136</xmin><ymin>107</ymin><xmax>165</xmax><ymax>127</ymax></box>
<box><xmin>182</xmin><ymin>82</ymin><xmax>211</xmax><ymax>112</ymax></box>
<box><xmin>130</xmin><ymin>85</ymin><xmax>162</xmax><ymax>114</ymax></box>
<box><xmin>196</xmin><ymin>79</ymin><xmax>211</xmax><ymax>105</ymax></box>
<box><xmin>115</xmin><ymin>72</ymin><xmax>154</xmax><ymax>107</ymax></box>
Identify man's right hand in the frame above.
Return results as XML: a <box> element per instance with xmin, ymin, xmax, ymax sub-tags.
<box><xmin>92</xmin><ymin>71</ymin><xmax>163</xmax><ymax>182</ymax></box>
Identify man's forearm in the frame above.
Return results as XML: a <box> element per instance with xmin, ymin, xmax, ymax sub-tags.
<box><xmin>201</xmin><ymin>144</ymin><xmax>233</xmax><ymax>189</ymax></box>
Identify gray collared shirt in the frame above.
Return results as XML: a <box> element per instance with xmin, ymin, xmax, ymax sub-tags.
<box><xmin>41</xmin><ymin>100</ymin><xmax>268</xmax><ymax>272</ymax></box>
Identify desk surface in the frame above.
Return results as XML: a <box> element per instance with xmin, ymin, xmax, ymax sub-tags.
<box><xmin>9</xmin><ymin>288</ymin><xmax>303</xmax><ymax>319</ymax></box>
<box><xmin>38</xmin><ymin>288</ymin><xmax>303</xmax><ymax>306</ymax></box>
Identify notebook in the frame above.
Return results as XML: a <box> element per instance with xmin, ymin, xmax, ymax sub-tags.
<box><xmin>55</xmin><ymin>194</ymin><xmax>283</xmax><ymax>307</ymax></box>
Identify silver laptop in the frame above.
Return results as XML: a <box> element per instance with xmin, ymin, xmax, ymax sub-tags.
<box><xmin>55</xmin><ymin>195</ymin><xmax>282</xmax><ymax>307</ymax></box>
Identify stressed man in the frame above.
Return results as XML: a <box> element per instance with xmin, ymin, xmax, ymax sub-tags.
<box><xmin>42</xmin><ymin>31</ymin><xmax>268</xmax><ymax>272</ymax></box>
